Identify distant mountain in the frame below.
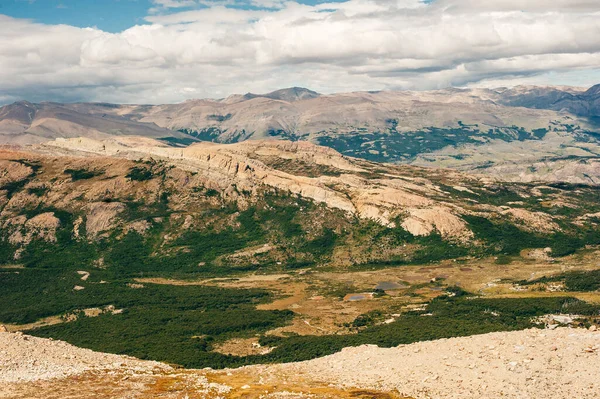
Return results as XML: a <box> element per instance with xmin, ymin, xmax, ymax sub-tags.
<box><xmin>1</xmin><ymin>84</ymin><xmax>600</xmax><ymax>183</ymax></box>
<box><xmin>221</xmin><ymin>87</ymin><xmax>320</xmax><ymax>105</ymax></box>
<box><xmin>497</xmin><ymin>84</ymin><xmax>600</xmax><ymax>118</ymax></box>
<box><xmin>242</xmin><ymin>87</ymin><xmax>321</xmax><ymax>102</ymax></box>
<box><xmin>0</xmin><ymin>101</ymin><xmax>188</xmax><ymax>145</ymax></box>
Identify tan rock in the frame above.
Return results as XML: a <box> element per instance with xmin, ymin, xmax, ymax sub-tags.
<box><xmin>7</xmin><ymin>212</ymin><xmax>60</xmax><ymax>246</ymax></box>
<box><xmin>501</xmin><ymin>208</ymin><xmax>560</xmax><ymax>233</ymax></box>
<box><xmin>0</xmin><ymin>160</ymin><xmax>33</xmax><ymax>187</ymax></box>
<box><xmin>401</xmin><ymin>207</ymin><xmax>472</xmax><ymax>240</ymax></box>
<box><xmin>86</xmin><ymin>202</ymin><xmax>126</xmax><ymax>238</ymax></box>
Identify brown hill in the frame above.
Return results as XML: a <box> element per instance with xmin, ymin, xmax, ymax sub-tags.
<box><xmin>0</xmin><ymin>101</ymin><xmax>187</xmax><ymax>145</ymax></box>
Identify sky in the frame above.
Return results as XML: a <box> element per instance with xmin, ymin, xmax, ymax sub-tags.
<box><xmin>0</xmin><ymin>0</ymin><xmax>599</xmax><ymax>104</ymax></box>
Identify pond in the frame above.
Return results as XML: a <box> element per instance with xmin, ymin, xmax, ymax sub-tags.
<box><xmin>375</xmin><ymin>281</ymin><xmax>409</xmax><ymax>291</ymax></box>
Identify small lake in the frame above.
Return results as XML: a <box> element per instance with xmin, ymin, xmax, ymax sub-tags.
<box><xmin>375</xmin><ymin>281</ymin><xmax>409</xmax><ymax>290</ymax></box>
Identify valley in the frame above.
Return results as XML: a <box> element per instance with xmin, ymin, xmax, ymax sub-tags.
<box><xmin>0</xmin><ymin>137</ymin><xmax>599</xmax><ymax>376</ymax></box>
<box><xmin>3</xmin><ymin>0</ymin><xmax>600</xmax><ymax>396</ymax></box>
<box><xmin>0</xmin><ymin>88</ymin><xmax>599</xmax><ymax>398</ymax></box>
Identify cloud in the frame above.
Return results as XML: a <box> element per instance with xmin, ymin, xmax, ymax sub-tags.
<box><xmin>430</xmin><ymin>0</ymin><xmax>600</xmax><ymax>12</ymax></box>
<box><xmin>149</xmin><ymin>0</ymin><xmax>197</xmax><ymax>14</ymax></box>
<box><xmin>1</xmin><ymin>0</ymin><xmax>600</xmax><ymax>104</ymax></box>
<box><xmin>151</xmin><ymin>0</ymin><xmax>196</xmax><ymax>9</ymax></box>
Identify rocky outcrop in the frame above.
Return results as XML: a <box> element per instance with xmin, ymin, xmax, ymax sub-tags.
<box><xmin>41</xmin><ymin>137</ymin><xmax>474</xmax><ymax>233</ymax></box>
<box><xmin>4</xmin><ymin>212</ymin><xmax>60</xmax><ymax>258</ymax></box>
<box><xmin>401</xmin><ymin>206</ymin><xmax>473</xmax><ymax>240</ymax></box>
<box><xmin>0</xmin><ymin>160</ymin><xmax>33</xmax><ymax>187</ymax></box>
<box><xmin>501</xmin><ymin>208</ymin><xmax>561</xmax><ymax>234</ymax></box>
<box><xmin>85</xmin><ymin>202</ymin><xmax>126</xmax><ymax>238</ymax></box>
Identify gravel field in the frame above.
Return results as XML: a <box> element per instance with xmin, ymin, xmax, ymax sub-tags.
<box><xmin>1</xmin><ymin>328</ymin><xmax>600</xmax><ymax>398</ymax></box>
<box><xmin>260</xmin><ymin>327</ymin><xmax>600</xmax><ymax>399</ymax></box>
<box><xmin>0</xmin><ymin>331</ymin><xmax>169</xmax><ymax>383</ymax></box>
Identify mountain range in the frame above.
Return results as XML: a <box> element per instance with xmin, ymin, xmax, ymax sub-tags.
<box><xmin>1</xmin><ymin>84</ymin><xmax>600</xmax><ymax>183</ymax></box>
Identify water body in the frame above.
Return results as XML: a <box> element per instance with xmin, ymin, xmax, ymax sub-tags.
<box><xmin>376</xmin><ymin>281</ymin><xmax>409</xmax><ymax>290</ymax></box>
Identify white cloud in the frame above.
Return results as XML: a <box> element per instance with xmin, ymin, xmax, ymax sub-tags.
<box><xmin>1</xmin><ymin>0</ymin><xmax>599</xmax><ymax>104</ymax></box>
<box><xmin>151</xmin><ymin>0</ymin><xmax>196</xmax><ymax>9</ymax></box>
<box><xmin>431</xmin><ymin>0</ymin><xmax>600</xmax><ymax>12</ymax></box>
<box><xmin>149</xmin><ymin>0</ymin><xmax>196</xmax><ymax>14</ymax></box>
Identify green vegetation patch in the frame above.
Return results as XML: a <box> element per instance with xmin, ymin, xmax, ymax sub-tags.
<box><xmin>21</xmin><ymin>279</ymin><xmax>599</xmax><ymax>369</ymax></box>
<box><xmin>27</xmin><ymin>186</ymin><xmax>49</xmax><ymax>197</ymax></box>
<box><xmin>519</xmin><ymin>269</ymin><xmax>600</xmax><ymax>292</ymax></box>
<box><xmin>126</xmin><ymin>166</ymin><xmax>154</xmax><ymax>181</ymax></box>
<box><xmin>349</xmin><ymin>221</ymin><xmax>470</xmax><ymax>270</ymax></box>
<box><xmin>64</xmin><ymin>168</ymin><xmax>104</xmax><ymax>181</ymax></box>
<box><xmin>158</xmin><ymin>136</ymin><xmax>200</xmax><ymax>147</ymax></box>
<box><xmin>316</xmin><ymin>124</ymin><xmax>548</xmax><ymax>163</ymax></box>
<box><xmin>463</xmin><ymin>215</ymin><xmax>600</xmax><ymax>257</ymax></box>
<box><xmin>178</xmin><ymin>127</ymin><xmax>247</xmax><ymax>144</ymax></box>
<box><xmin>257</xmin><ymin>157</ymin><xmax>343</xmax><ymax>178</ymax></box>
<box><xmin>22</xmin><ymin>275</ymin><xmax>292</xmax><ymax>368</ymax></box>
<box><xmin>256</xmin><ymin>292</ymin><xmax>600</xmax><ymax>364</ymax></box>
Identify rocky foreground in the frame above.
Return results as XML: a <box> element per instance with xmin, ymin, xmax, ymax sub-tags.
<box><xmin>1</xmin><ymin>328</ymin><xmax>599</xmax><ymax>398</ymax></box>
<box><xmin>259</xmin><ymin>327</ymin><xmax>600</xmax><ymax>399</ymax></box>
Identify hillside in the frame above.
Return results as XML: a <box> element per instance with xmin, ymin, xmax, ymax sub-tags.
<box><xmin>2</xmin><ymin>85</ymin><xmax>600</xmax><ymax>183</ymax></box>
<box><xmin>0</xmin><ymin>101</ymin><xmax>188</xmax><ymax>145</ymax></box>
<box><xmin>498</xmin><ymin>84</ymin><xmax>600</xmax><ymax>118</ymax></box>
<box><xmin>4</xmin><ymin>137</ymin><xmax>600</xmax><ymax>256</ymax></box>
<box><xmin>1</xmin><ymin>137</ymin><xmax>600</xmax><ymax>373</ymax></box>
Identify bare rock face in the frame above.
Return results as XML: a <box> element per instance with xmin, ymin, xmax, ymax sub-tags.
<box><xmin>31</xmin><ymin>136</ymin><xmax>571</xmax><ymax>242</ymax></box>
<box><xmin>0</xmin><ymin>160</ymin><xmax>33</xmax><ymax>187</ymax></box>
<box><xmin>4</xmin><ymin>212</ymin><xmax>60</xmax><ymax>255</ymax></box>
<box><xmin>401</xmin><ymin>207</ymin><xmax>473</xmax><ymax>240</ymax></box>
<box><xmin>501</xmin><ymin>208</ymin><xmax>560</xmax><ymax>233</ymax></box>
<box><xmin>24</xmin><ymin>213</ymin><xmax>60</xmax><ymax>242</ymax></box>
<box><xmin>125</xmin><ymin>220</ymin><xmax>151</xmax><ymax>235</ymax></box>
<box><xmin>85</xmin><ymin>202</ymin><xmax>126</xmax><ymax>238</ymax></box>
<box><xmin>2</xmin><ymin>212</ymin><xmax>60</xmax><ymax>259</ymax></box>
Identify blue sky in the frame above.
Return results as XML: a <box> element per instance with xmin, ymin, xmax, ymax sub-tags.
<box><xmin>0</xmin><ymin>0</ymin><xmax>342</xmax><ymax>32</ymax></box>
<box><xmin>0</xmin><ymin>0</ymin><xmax>149</xmax><ymax>32</ymax></box>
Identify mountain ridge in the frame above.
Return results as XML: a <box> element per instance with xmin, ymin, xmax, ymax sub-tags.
<box><xmin>1</xmin><ymin>84</ymin><xmax>600</xmax><ymax>184</ymax></box>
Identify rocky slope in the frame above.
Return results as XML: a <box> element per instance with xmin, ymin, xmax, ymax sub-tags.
<box><xmin>0</xmin><ymin>331</ymin><xmax>169</xmax><ymax>383</ymax></box>
<box><xmin>498</xmin><ymin>84</ymin><xmax>600</xmax><ymax>118</ymax></box>
<box><xmin>2</xmin><ymin>328</ymin><xmax>599</xmax><ymax>398</ymax></box>
<box><xmin>2</xmin><ymin>137</ymin><xmax>599</xmax><ymax>252</ymax></box>
<box><xmin>0</xmin><ymin>101</ymin><xmax>187</xmax><ymax>145</ymax></box>
<box><xmin>253</xmin><ymin>327</ymin><xmax>600</xmax><ymax>399</ymax></box>
<box><xmin>38</xmin><ymin>137</ymin><xmax>453</xmax><ymax>230</ymax></box>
